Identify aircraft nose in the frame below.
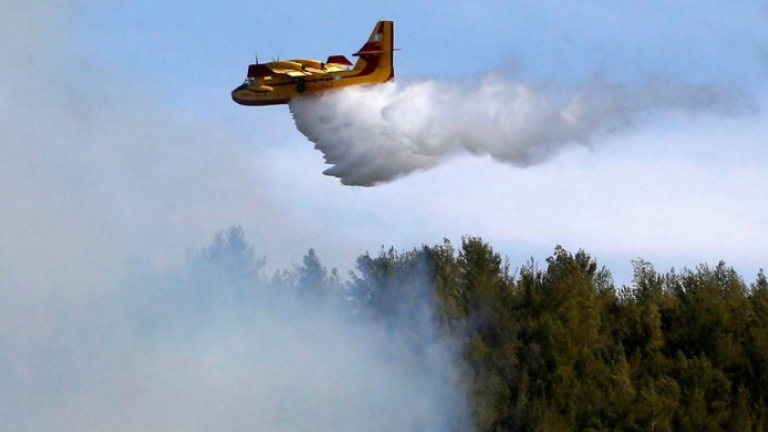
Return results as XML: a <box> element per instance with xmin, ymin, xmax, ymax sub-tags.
<box><xmin>231</xmin><ymin>84</ymin><xmax>250</xmax><ymax>106</ymax></box>
<box><xmin>231</xmin><ymin>83</ymin><xmax>249</xmax><ymax>104</ymax></box>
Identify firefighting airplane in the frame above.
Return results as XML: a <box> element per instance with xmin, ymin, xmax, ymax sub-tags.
<box><xmin>231</xmin><ymin>21</ymin><xmax>395</xmax><ymax>106</ymax></box>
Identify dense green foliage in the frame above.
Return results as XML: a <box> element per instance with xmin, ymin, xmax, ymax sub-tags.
<box><xmin>345</xmin><ymin>238</ymin><xmax>768</xmax><ymax>431</ymax></box>
<box><xmin>194</xmin><ymin>227</ymin><xmax>768</xmax><ymax>431</ymax></box>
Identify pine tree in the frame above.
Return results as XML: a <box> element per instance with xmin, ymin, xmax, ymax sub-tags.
<box><xmin>297</xmin><ymin>248</ymin><xmax>331</xmax><ymax>299</ymax></box>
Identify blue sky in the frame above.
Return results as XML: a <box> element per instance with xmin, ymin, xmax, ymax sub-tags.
<box><xmin>77</xmin><ymin>1</ymin><xmax>768</xmax><ymax>84</ymax></box>
<box><xmin>3</xmin><ymin>0</ymin><xmax>768</xmax><ymax>284</ymax></box>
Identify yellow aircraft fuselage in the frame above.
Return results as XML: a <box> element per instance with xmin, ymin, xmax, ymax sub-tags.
<box><xmin>232</xmin><ymin>21</ymin><xmax>395</xmax><ymax>106</ymax></box>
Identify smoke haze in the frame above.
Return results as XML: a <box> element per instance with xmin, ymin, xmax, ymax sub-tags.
<box><xmin>290</xmin><ymin>77</ymin><xmax>743</xmax><ymax>186</ymax></box>
<box><xmin>2</xmin><ymin>256</ymin><xmax>465</xmax><ymax>432</ymax></box>
<box><xmin>0</xmin><ymin>2</ymin><xmax>465</xmax><ymax>431</ymax></box>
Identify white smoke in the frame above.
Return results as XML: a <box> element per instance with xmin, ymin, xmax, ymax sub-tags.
<box><xmin>290</xmin><ymin>76</ymin><xmax>743</xmax><ymax>186</ymax></box>
<box><xmin>0</xmin><ymin>2</ymin><xmax>467</xmax><ymax>431</ymax></box>
<box><xmin>1</xmin><ymin>263</ymin><xmax>466</xmax><ymax>432</ymax></box>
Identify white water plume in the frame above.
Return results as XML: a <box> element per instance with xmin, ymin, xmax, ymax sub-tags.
<box><xmin>290</xmin><ymin>76</ymin><xmax>742</xmax><ymax>186</ymax></box>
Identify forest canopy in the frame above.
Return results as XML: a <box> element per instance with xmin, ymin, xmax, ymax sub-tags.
<box><xmin>187</xmin><ymin>226</ymin><xmax>768</xmax><ymax>432</ymax></box>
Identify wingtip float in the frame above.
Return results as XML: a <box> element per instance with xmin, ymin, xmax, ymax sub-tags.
<box><xmin>232</xmin><ymin>21</ymin><xmax>396</xmax><ymax>106</ymax></box>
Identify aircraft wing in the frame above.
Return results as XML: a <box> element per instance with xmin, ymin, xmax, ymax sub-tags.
<box><xmin>247</xmin><ymin>61</ymin><xmax>331</xmax><ymax>79</ymax></box>
<box><xmin>282</xmin><ymin>70</ymin><xmax>311</xmax><ymax>77</ymax></box>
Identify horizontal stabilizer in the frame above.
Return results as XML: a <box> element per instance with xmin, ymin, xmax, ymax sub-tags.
<box><xmin>353</xmin><ymin>41</ymin><xmax>387</xmax><ymax>57</ymax></box>
<box><xmin>247</xmin><ymin>63</ymin><xmax>274</xmax><ymax>78</ymax></box>
<box><xmin>326</xmin><ymin>55</ymin><xmax>353</xmax><ymax>66</ymax></box>
<box><xmin>352</xmin><ymin>50</ymin><xmax>385</xmax><ymax>57</ymax></box>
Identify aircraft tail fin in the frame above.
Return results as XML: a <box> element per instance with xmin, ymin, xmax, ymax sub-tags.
<box><xmin>352</xmin><ymin>21</ymin><xmax>395</xmax><ymax>81</ymax></box>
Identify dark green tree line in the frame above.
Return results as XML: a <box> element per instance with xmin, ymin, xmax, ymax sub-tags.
<box><xmin>343</xmin><ymin>238</ymin><xmax>768</xmax><ymax>432</ymax></box>
<box><xmin>183</xmin><ymin>227</ymin><xmax>768</xmax><ymax>431</ymax></box>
